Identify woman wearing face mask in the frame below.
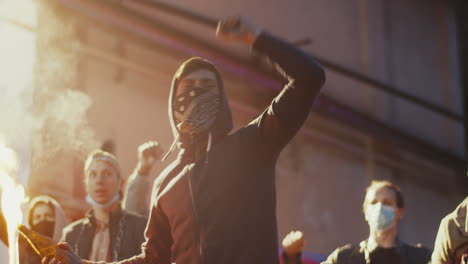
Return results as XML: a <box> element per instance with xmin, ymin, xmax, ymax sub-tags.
<box><xmin>19</xmin><ymin>195</ymin><xmax>68</xmax><ymax>264</ymax></box>
<box><xmin>322</xmin><ymin>180</ymin><xmax>431</xmax><ymax>264</ymax></box>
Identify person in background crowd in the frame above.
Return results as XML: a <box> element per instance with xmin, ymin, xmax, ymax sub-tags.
<box><xmin>20</xmin><ymin>195</ymin><xmax>68</xmax><ymax>264</ymax></box>
<box><xmin>123</xmin><ymin>141</ymin><xmax>163</xmax><ymax>217</ymax></box>
<box><xmin>43</xmin><ymin>15</ymin><xmax>326</xmax><ymax>264</ymax></box>
<box><xmin>61</xmin><ymin>150</ymin><xmax>147</xmax><ymax>262</ymax></box>
<box><xmin>322</xmin><ymin>180</ymin><xmax>431</xmax><ymax>264</ymax></box>
<box><xmin>432</xmin><ymin>196</ymin><xmax>468</xmax><ymax>264</ymax></box>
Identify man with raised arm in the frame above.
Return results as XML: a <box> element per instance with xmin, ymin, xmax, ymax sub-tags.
<box><xmin>43</xmin><ymin>16</ymin><xmax>325</xmax><ymax>264</ymax></box>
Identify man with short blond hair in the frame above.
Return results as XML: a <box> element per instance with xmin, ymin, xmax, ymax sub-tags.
<box><xmin>62</xmin><ymin>150</ymin><xmax>147</xmax><ymax>262</ymax></box>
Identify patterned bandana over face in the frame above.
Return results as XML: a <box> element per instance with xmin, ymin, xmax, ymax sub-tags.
<box><xmin>173</xmin><ymin>86</ymin><xmax>220</xmax><ymax>135</ymax></box>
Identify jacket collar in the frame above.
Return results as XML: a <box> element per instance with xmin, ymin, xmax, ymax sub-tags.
<box><xmin>85</xmin><ymin>204</ymin><xmax>123</xmax><ymax>226</ymax></box>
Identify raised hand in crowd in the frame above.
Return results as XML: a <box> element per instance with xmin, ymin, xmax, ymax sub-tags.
<box><xmin>123</xmin><ymin>140</ymin><xmax>164</xmax><ymax>216</ymax></box>
<box><xmin>283</xmin><ymin>230</ymin><xmax>306</xmax><ymax>258</ymax></box>
<box><xmin>136</xmin><ymin>141</ymin><xmax>164</xmax><ymax>176</ymax></box>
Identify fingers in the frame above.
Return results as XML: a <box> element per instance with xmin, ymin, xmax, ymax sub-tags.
<box><xmin>282</xmin><ymin>230</ymin><xmax>305</xmax><ymax>247</ymax></box>
<box><xmin>57</xmin><ymin>242</ymin><xmax>72</xmax><ymax>251</ymax></box>
<box><xmin>216</xmin><ymin>16</ymin><xmax>260</xmax><ymax>45</ymax></box>
<box><xmin>216</xmin><ymin>16</ymin><xmax>250</xmax><ymax>43</ymax></box>
<box><xmin>217</xmin><ymin>17</ymin><xmax>242</xmax><ymax>36</ymax></box>
<box><xmin>139</xmin><ymin>141</ymin><xmax>163</xmax><ymax>159</ymax></box>
<box><xmin>41</xmin><ymin>256</ymin><xmax>62</xmax><ymax>264</ymax></box>
<box><xmin>42</xmin><ymin>256</ymin><xmax>52</xmax><ymax>264</ymax></box>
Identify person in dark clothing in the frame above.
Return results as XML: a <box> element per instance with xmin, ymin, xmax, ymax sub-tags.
<box><xmin>43</xmin><ymin>16</ymin><xmax>325</xmax><ymax>264</ymax></box>
<box><xmin>123</xmin><ymin>141</ymin><xmax>164</xmax><ymax>217</ymax></box>
<box><xmin>321</xmin><ymin>180</ymin><xmax>431</xmax><ymax>264</ymax></box>
<box><xmin>19</xmin><ymin>195</ymin><xmax>69</xmax><ymax>264</ymax></box>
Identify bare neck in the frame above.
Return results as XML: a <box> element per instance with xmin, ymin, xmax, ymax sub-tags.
<box><xmin>368</xmin><ymin>225</ymin><xmax>398</xmax><ymax>249</ymax></box>
<box><xmin>93</xmin><ymin>202</ymin><xmax>119</xmax><ymax>224</ymax></box>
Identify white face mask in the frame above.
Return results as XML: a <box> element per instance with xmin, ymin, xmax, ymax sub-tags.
<box><xmin>86</xmin><ymin>193</ymin><xmax>120</xmax><ymax>209</ymax></box>
<box><xmin>366</xmin><ymin>203</ymin><xmax>396</xmax><ymax>232</ymax></box>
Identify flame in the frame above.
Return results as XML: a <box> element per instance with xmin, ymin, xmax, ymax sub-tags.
<box><xmin>0</xmin><ymin>0</ymin><xmax>37</xmax><ymax>27</ymax></box>
<box><xmin>0</xmin><ymin>144</ymin><xmax>26</xmax><ymax>264</ymax></box>
<box><xmin>0</xmin><ymin>0</ymin><xmax>38</xmax><ymax>262</ymax></box>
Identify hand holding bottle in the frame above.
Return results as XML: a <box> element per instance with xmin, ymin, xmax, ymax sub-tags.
<box><xmin>17</xmin><ymin>225</ymin><xmax>83</xmax><ymax>264</ymax></box>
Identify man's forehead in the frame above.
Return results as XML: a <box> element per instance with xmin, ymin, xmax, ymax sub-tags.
<box><xmin>368</xmin><ymin>186</ymin><xmax>397</xmax><ymax>201</ymax></box>
<box><xmin>88</xmin><ymin>160</ymin><xmax>115</xmax><ymax>171</ymax></box>
<box><xmin>180</xmin><ymin>69</ymin><xmax>217</xmax><ymax>82</ymax></box>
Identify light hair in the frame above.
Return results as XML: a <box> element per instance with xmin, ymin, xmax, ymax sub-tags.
<box><xmin>83</xmin><ymin>150</ymin><xmax>121</xmax><ymax>180</ymax></box>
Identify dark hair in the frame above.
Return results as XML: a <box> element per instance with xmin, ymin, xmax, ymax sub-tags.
<box><xmin>363</xmin><ymin>180</ymin><xmax>404</xmax><ymax>211</ymax></box>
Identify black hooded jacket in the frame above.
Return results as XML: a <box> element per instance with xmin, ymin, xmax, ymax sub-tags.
<box><xmin>112</xmin><ymin>32</ymin><xmax>325</xmax><ymax>264</ymax></box>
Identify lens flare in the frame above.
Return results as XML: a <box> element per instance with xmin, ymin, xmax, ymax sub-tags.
<box><xmin>0</xmin><ymin>143</ymin><xmax>26</xmax><ymax>264</ymax></box>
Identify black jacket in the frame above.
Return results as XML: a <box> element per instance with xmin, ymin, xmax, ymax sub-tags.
<box><xmin>117</xmin><ymin>31</ymin><xmax>325</xmax><ymax>264</ymax></box>
<box><xmin>322</xmin><ymin>240</ymin><xmax>432</xmax><ymax>264</ymax></box>
<box><xmin>63</xmin><ymin>207</ymin><xmax>147</xmax><ymax>261</ymax></box>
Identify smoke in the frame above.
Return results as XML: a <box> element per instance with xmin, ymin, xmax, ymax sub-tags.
<box><xmin>0</xmin><ymin>1</ymin><xmax>99</xmax><ymax>192</ymax></box>
<box><xmin>30</xmin><ymin>1</ymin><xmax>99</xmax><ymax>194</ymax></box>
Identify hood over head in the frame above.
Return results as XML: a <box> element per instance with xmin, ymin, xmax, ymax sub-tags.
<box><xmin>167</xmin><ymin>57</ymin><xmax>233</xmax><ymax>157</ymax></box>
<box><xmin>27</xmin><ymin>195</ymin><xmax>68</xmax><ymax>243</ymax></box>
<box><xmin>453</xmin><ymin>196</ymin><xmax>468</xmax><ymax>236</ymax></box>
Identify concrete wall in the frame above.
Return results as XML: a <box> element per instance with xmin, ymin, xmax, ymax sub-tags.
<box><xmin>132</xmin><ymin>0</ymin><xmax>463</xmax><ymax>156</ymax></box>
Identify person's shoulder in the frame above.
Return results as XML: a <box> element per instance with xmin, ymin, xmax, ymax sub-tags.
<box><xmin>335</xmin><ymin>243</ymin><xmax>360</xmax><ymax>254</ymax></box>
<box><xmin>331</xmin><ymin>243</ymin><xmax>361</xmax><ymax>258</ymax></box>
<box><xmin>438</xmin><ymin>204</ymin><xmax>464</xmax><ymax>237</ymax></box>
<box><xmin>400</xmin><ymin>241</ymin><xmax>432</xmax><ymax>262</ymax></box>
<box><xmin>62</xmin><ymin>217</ymin><xmax>88</xmax><ymax>235</ymax></box>
<box><xmin>403</xmin><ymin>242</ymin><xmax>432</xmax><ymax>252</ymax></box>
<box><xmin>323</xmin><ymin>243</ymin><xmax>362</xmax><ymax>264</ymax></box>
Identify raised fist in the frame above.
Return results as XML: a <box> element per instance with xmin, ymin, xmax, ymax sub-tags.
<box><xmin>137</xmin><ymin>141</ymin><xmax>163</xmax><ymax>176</ymax></box>
<box><xmin>216</xmin><ymin>16</ymin><xmax>261</xmax><ymax>45</ymax></box>
<box><xmin>282</xmin><ymin>230</ymin><xmax>306</xmax><ymax>257</ymax></box>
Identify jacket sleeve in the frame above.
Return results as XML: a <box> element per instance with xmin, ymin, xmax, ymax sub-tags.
<box><xmin>123</xmin><ymin>170</ymin><xmax>152</xmax><ymax>217</ymax></box>
<box><xmin>61</xmin><ymin>225</ymin><xmax>76</xmax><ymax>248</ymax></box>
<box><xmin>431</xmin><ymin>215</ymin><xmax>453</xmax><ymax>264</ymax></box>
<box><xmin>247</xmin><ymin>32</ymin><xmax>325</xmax><ymax>154</ymax></box>
<box><xmin>320</xmin><ymin>248</ymin><xmax>340</xmax><ymax>264</ymax></box>
<box><xmin>82</xmin><ymin>204</ymin><xmax>172</xmax><ymax>264</ymax></box>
